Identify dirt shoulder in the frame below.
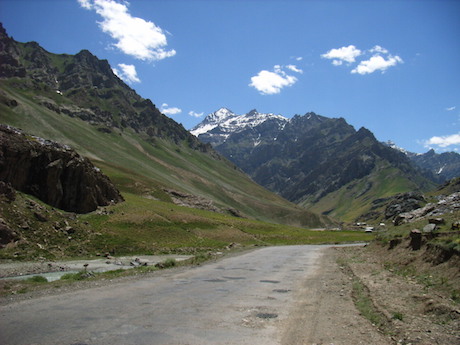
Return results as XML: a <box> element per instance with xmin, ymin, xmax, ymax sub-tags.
<box><xmin>281</xmin><ymin>246</ymin><xmax>393</xmax><ymax>345</ymax></box>
<box><xmin>337</xmin><ymin>244</ymin><xmax>460</xmax><ymax>345</ymax></box>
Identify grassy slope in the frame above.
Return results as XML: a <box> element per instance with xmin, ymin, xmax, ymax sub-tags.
<box><xmin>0</xmin><ymin>87</ymin><xmax>373</xmax><ymax>260</ymax></box>
<box><xmin>0</xmin><ymin>188</ymin><xmax>373</xmax><ymax>260</ymax></box>
<box><xmin>302</xmin><ymin>161</ymin><xmax>428</xmax><ymax>222</ymax></box>
<box><xmin>0</xmin><ymin>81</ymin><xmax>331</xmax><ymax>228</ymax></box>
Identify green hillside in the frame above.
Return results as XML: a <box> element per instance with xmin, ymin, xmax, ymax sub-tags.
<box><xmin>0</xmin><ymin>81</ymin><xmax>329</xmax><ymax>228</ymax></box>
<box><xmin>303</xmin><ymin>162</ymin><xmax>428</xmax><ymax>222</ymax></box>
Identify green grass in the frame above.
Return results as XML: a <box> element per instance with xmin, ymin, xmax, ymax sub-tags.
<box><xmin>305</xmin><ymin>162</ymin><xmax>432</xmax><ymax>222</ymax></box>
<box><xmin>351</xmin><ymin>276</ymin><xmax>388</xmax><ymax>329</ymax></box>
<box><xmin>76</xmin><ymin>192</ymin><xmax>373</xmax><ymax>256</ymax></box>
<box><xmin>26</xmin><ymin>275</ymin><xmax>48</xmax><ymax>283</ymax></box>
<box><xmin>391</xmin><ymin>311</ymin><xmax>404</xmax><ymax>321</ymax></box>
<box><xmin>60</xmin><ymin>271</ymin><xmax>92</xmax><ymax>281</ymax></box>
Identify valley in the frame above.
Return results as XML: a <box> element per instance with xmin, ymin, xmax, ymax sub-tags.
<box><xmin>0</xmin><ymin>20</ymin><xmax>459</xmax><ymax>345</ymax></box>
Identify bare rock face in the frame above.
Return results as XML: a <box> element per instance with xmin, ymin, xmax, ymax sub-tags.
<box><xmin>0</xmin><ymin>125</ymin><xmax>123</xmax><ymax>213</ymax></box>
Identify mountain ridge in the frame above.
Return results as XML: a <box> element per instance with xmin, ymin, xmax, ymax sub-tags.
<box><xmin>193</xmin><ymin>108</ymin><xmax>437</xmax><ymax>221</ymax></box>
<box><xmin>0</xmin><ymin>22</ymin><xmax>330</xmax><ymax>228</ymax></box>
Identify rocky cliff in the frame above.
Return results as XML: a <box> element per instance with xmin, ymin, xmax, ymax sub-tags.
<box><xmin>0</xmin><ymin>125</ymin><xmax>123</xmax><ymax>213</ymax></box>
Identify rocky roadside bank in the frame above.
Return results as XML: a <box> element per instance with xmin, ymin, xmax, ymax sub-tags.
<box><xmin>337</xmin><ymin>243</ymin><xmax>460</xmax><ymax>345</ymax></box>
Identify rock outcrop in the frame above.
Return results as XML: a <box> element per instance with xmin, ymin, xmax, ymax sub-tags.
<box><xmin>392</xmin><ymin>192</ymin><xmax>460</xmax><ymax>225</ymax></box>
<box><xmin>384</xmin><ymin>192</ymin><xmax>426</xmax><ymax>220</ymax></box>
<box><xmin>0</xmin><ymin>125</ymin><xmax>123</xmax><ymax>213</ymax></box>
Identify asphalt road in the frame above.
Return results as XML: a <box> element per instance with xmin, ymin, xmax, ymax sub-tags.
<box><xmin>1</xmin><ymin>245</ymin><xmax>328</xmax><ymax>345</ymax></box>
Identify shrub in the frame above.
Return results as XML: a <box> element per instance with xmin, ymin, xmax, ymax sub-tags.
<box><xmin>26</xmin><ymin>275</ymin><xmax>48</xmax><ymax>283</ymax></box>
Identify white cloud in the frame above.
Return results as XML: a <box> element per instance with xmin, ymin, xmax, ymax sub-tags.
<box><xmin>351</xmin><ymin>54</ymin><xmax>403</xmax><ymax>75</ymax></box>
<box><xmin>78</xmin><ymin>0</ymin><xmax>176</xmax><ymax>61</ymax></box>
<box><xmin>249</xmin><ymin>65</ymin><xmax>298</xmax><ymax>95</ymax></box>
<box><xmin>189</xmin><ymin>111</ymin><xmax>204</xmax><ymax>118</ymax></box>
<box><xmin>286</xmin><ymin>64</ymin><xmax>303</xmax><ymax>74</ymax></box>
<box><xmin>112</xmin><ymin>63</ymin><xmax>140</xmax><ymax>83</ymax></box>
<box><xmin>369</xmin><ymin>45</ymin><xmax>389</xmax><ymax>54</ymax></box>
<box><xmin>446</xmin><ymin>106</ymin><xmax>456</xmax><ymax>111</ymax></box>
<box><xmin>321</xmin><ymin>45</ymin><xmax>362</xmax><ymax>65</ymax></box>
<box><xmin>77</xmin><ymin>0</ymin><xmax>92</xmax><ymax>9</ymax></box>
<box><xmin>323</xmin><ymin>44</ymin><xmax>403</xmax><ymax>75</ymax></box>
<box><xmin>425</xmin><ymin>133</ymin><xmax>460</xmax><ymax>148</ymax></box>
<box><xmin>160</xmin><ymin>103</ymin><xmax>182</xmax><ymax>116</ymax></box>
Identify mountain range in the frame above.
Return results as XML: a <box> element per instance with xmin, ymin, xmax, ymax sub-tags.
<box><xmin>0</xmin><ymin>19</ymin><xmax>457</xmax><ymax>228</ymax></box>
<box><xmin>191</xmin><ymin>108</ymin><xmax>457</xmax><ymax>220</ymax></box>
<box><xmin>0</xmin><ymin>23</ymin><xmax>329</xmax><ymax>229</ymax></box>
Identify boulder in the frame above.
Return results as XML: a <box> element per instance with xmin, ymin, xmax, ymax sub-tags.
<box><xmin>428</xmin><ymin>218</ymin><xmax>445</xmax><ymax>225</ymax></box>
<box><xmin>423</xmin><ymin>223</ymin><xmax>437</xmax><ymax>233</ymax></box>
<box><xmin>0</xmin><ymin>125</ymin><xmax>123</xmax><ymax>213</ymax></box>
<box><xmin>0</xmin><ymin>218</ymin><xmax>17</xmax><ymax>247</ymax></box>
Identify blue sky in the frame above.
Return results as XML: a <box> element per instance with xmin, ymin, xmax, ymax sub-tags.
<box><xmin>0</xmin><ymin>0</ymin><xmax>459</xmax><ymax>153</ymax></box>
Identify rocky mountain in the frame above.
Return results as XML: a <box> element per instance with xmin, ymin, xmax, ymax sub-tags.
<box><xmin>0</xmin><ymin>23</ymin><xmax>329</xmax><ymax>228</ymax></box>
<box><xmin>384</xmin><ymin>141</ymin><xmax>460</xmax><ymax>183</ymax></box>
<box><xmin>193</xmin><ymin>109</ymin><xmax>435</xmax><ymax>221</ymax></box>
<box><xmin>191</xmin><ymin>108</ymin><xmax>288</xmax><ymax>147</ymax></box>
<box><xmin>0</xmin><ymin>125</ymin><xmax>123</xmax><ymax>213</ymax></box>
<box><xmin>408</xmin><ymin>149</ymin><xmax>460</xmax><ymax>183</ymax></box>
<box><xmin>0</xmin><ymin>23</ymin><xmax>206</xmax><ymax>150</ymax></box>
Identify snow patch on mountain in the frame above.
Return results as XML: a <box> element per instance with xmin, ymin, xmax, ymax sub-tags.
<box><xmin>190</xmin><ymin>108</ymin><xmax>288</xmax><ymax>140</ymax></box>
<box><xmin>384</xmin><ymin>140</ymin><xmax>411</xmax><ymax>155</ymax></box>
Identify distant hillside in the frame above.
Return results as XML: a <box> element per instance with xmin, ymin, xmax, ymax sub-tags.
<box><xmin>384</xmin><ymin>142</ymin><xmax>460</xmax><ymax>183</ymax></box>
<box><xmin>0</xmin><ymin>23</ymin><xmax>330</xmax><ymax>229</ymax></box>
<box><xmin>193</xmin><ymin>108</ymin><xmax>436</xmax><ymax>221</ymax></box>
<box><xmin>408</xmin><ymin>149</ymin><xmax>460</xmax><ymax>183</ymax></box>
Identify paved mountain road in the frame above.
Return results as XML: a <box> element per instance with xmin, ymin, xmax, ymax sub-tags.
<box><xmin>0</xmin><ymin>245</ymin><xmax>390</xmax><ymax>345</ymax></box>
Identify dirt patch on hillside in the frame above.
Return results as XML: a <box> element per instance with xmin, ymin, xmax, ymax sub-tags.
<box><xmin>338</xmin><ymin>242</ymin><xmax>460</xmax><ymax>345</ymax></box>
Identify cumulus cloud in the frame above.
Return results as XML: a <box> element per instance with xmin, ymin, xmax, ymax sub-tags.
<box><xmin>351</xmin><ymin>54</ymin><xmax>403</xmax><ymax>75</ymax></box>
<box><xmin>249</xmin><ymin>65</ymin><xmax>299</xmax><ymax>95</ymax></box>
<box><xmin>425</xmin><ymin>133</ymin><xmax>460</xmax><ymax>148</ymax></box>
<box><xmin>369</xmin><ymin>45</ymin><xmax>389</xmax><ymax>54</ymax></box>
<box><xmin>323</xmin><ymin>44</ymin><xmax>403</xmax><ymax>75</ymax></box>
<box><xmin>188</xmin><ymin>111</ymin><xmax>204</xmax><ymax>118</ymax></box>
<box><xmin>321</xmin><ymin>45</ymin><xmax>362</xmax><ymax>65</ymax></box>
<box><xmin>160</xmin><ymin>103</ymin><xmax>182</xmax><ymax>116</ymax></box>
<box><xmin>286</xmin><ymin>64</ymin><xmax>303</xmax><ymax>74</ymax></box>
<box><xmin>78</xmin><ymin>0</ymin><xmax>92</xmax><ymax>9</ymax></box>
<box><xmin>112</xmin><ymin>63</ymin><xmax>140</xmax><ymax>83</ymax></box>
<box><xmin>78</xmin><ymin>0</ymin><xmax>176</xmax><ymax>61</ymax></box>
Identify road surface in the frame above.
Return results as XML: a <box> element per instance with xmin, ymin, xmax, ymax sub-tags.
<box><xmin>0</xmin><ymin>245</ymin><xmax>389</xmax><ymax>345</ymax></box>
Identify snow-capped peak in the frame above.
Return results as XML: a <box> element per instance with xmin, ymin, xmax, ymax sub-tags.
<box><xmin>190</xmin><ymin>108</ymin><xmax>288</xmax><ymax>140</ymax></box>
<box><xmin>190</xmin><ymin>108</ymin><xmax>237</xmax><ymax>137</ymax></box>
<box><xmin>384</xmin><ymin>140</ymin><xmax>409</xmax><ymax>155</ymax></box>
<box><xmin>206</xmin><ymin>107</ymin><xmax>236</xmax><ymax>123</ymax></box>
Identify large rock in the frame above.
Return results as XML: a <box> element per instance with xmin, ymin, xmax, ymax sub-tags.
<box><xmin>0</xmin><ymin>125</ymin><xmax>123</xmax><ymax>213</ymax></box>
<box><xmin>384</xmin><ymin>192</ymin><xmax>426</xmax><ymax>220</ymax></box>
